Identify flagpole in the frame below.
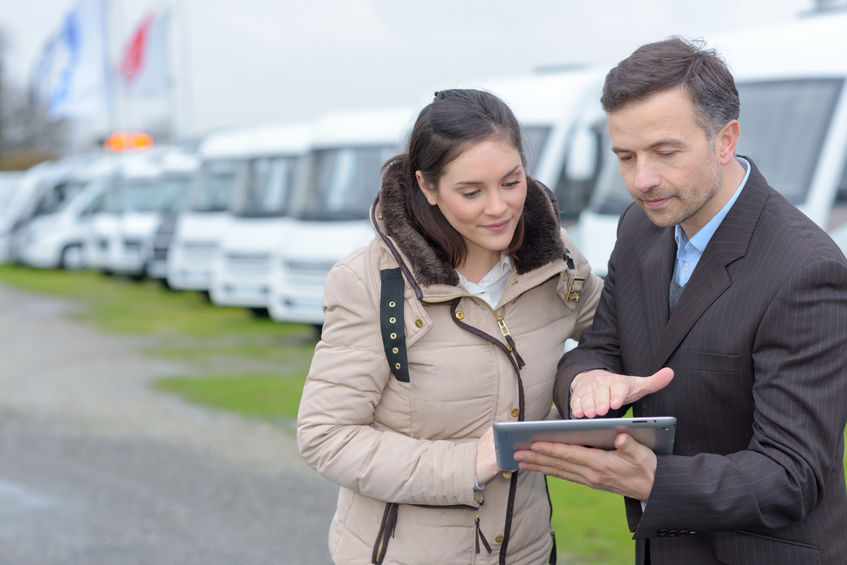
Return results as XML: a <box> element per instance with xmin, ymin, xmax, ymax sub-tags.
<box><xmin>175</xmin><ymin>0</ymin><xmax>193</xmax><ymax>140</ymax></box>
<box><xmin>102</xmin><ymin>0</ymin><xmax>120</xmax><ymax>142</ymax></box>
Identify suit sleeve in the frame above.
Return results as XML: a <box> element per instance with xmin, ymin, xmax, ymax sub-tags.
<box><xmin>553</xmin><ymin>210</ymin><xmax>632</xmax><ymax>414</ymax></box>
<box><xmin>296</xmin><ymin>261</ymin><xmax>479</xmax><ymax>507</ymax></box>
<box><xmin>636</xmin><ymin>256</ymin><xmax>847</xmax><ymax>535</ymax></box>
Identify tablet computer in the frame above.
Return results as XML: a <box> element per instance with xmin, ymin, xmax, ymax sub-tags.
<box><xmin>493</xmin><ymin>416</ymin><xmax>677</xmax><ymax>471</ymax></box>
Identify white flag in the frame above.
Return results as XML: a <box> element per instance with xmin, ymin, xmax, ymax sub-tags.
<box><xmin>47</xmin><ymin>0</ymin><xmax>109</xmax><ymax>118</ymax></box>
<box><xmin>119</xmin><ymin>11</ymin><xmax>171</xmax><ymax>98</ymax></box>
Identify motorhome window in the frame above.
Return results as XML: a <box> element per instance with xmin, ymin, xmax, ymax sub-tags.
<box><xmin>191</xmin><ymin>160</ymin><xmax>242</xmax><ymax>212</ymax></box>
<box><xmin>292</xmin><ymin>146</ymin><xmax>396</xmax><ymax>221</ymax></box>
<box><xmin>126</xmin><ymin>175</ymin><xmax>192</xmax><ymax>213</ymax></box>
<box><xmin>735</xmin><ymin>78</ymin><xmax>842</xmax><ymax>205</ymax></box>
<box><xmin>157</xmin><ymin>176</ymin><xmax>193</xmax><ymax>212</ymax></box>
<box><xmin>121</xmin><ymin>178</ymin><xmax>163</xmax><ymax>212</ymax></box>
<box><xmin>522</xmin><ymin>125</ymin><xmax>551</xmax><ymax>176</ymax></box>
<box><xmin>554</xmin><ymin>123</ymin><xmax>604</xmax><ymax>220</ymax></box>
<box><xmin>232</xmin><ymin>156</ymin><xmax>296</xmax><ymax>217</ymax></box>
<box><xmin>33</xmin><ymin>179</ymin><xmax>87</xmax><ymax>217</ymax></box>
<box><xmin>41</xmin><ymin>180</ymin><xmax>89</xmax><ymax>216</ymax></box>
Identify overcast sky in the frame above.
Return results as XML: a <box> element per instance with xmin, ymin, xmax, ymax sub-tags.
<box><xmin>0</xmin><ymin>0</ymin><xmax>819</xmax><ymax>139</ymax></box>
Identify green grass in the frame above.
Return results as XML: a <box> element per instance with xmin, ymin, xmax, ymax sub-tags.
<box><xmin>154</xmin><ymin>373</ymin><xmax>307</xmax><ymax>421</ymax></box>
<box><xmin>2</xmin><ymin>263</ymin><xmax>846</xmax><ymax>565</ymax></box>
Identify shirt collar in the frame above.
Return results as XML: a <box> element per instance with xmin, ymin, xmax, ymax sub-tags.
<box><xmin>457</xmin><ymin>253</ymin><xmax>513</xmax><ymax>289</ymax></box>
<box><xmin>674</xmin><ymin>156</ymin><xmax>751</xmax><ymax>252</ymax></box>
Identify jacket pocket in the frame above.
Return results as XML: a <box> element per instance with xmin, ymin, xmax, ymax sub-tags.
<box><xmin>675</xmin><ymin>350</ymin><xmax>743</xmax><ymax>374</ymax></box>
<box><xmin>714</xmin><ymin>530</ymin><xmax>821</xmax><ymax>564</ymax></box>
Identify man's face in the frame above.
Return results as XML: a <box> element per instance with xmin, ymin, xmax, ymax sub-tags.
<box><xmin>607</xmin><ymin>86</ymin><xmax>729</xmax><ymax>237</ymax></box>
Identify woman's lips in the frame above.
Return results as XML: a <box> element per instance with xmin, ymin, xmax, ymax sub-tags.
<box><xmin>483</xmin><ymin>219</ymin><xmax>510</xmax><ymax>232</ymax></box>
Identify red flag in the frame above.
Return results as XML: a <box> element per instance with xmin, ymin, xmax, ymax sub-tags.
<box><xmin>120</xmin><ymin>14</ymin><xmax>154</xmax><ymax>83</ymax></box>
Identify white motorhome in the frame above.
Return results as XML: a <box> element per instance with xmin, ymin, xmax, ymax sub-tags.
<box><xmin>576</xmin><ymin>12</ymin><xmax>847</xmax><ymax>276</ymax></box>
<box><xmin>110</xmin><ymin>148</ymin><xmax>199</xmax><ymax>278</ymax></box>
<box><xmin>208</xmin><ymin>123</ymin><xmax>311</xmax><ymax>313</ymax></box>
<box><xmin>167</xmin><ymin>129</ymin><xmax>252</xmax><ymax>292</ymax></box>
<box><xmin>19</xmin><ymin>156</ymin><xmax>117</xmax><ymax>270</ymax></box>
<box><xmin>0</xmin><ymin>155</ymin><xmax>99</xmax><ymax>264</ymax></box>
<box><xmin>268</xmin><ymin>107</ymin><xmax>415</xmax><ymax>326</ymax></box>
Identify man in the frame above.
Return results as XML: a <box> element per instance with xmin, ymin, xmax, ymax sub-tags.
<box><xmin>515</xmin><ymin>37</ymin><xmax>847</xmax><ymax>564</ymax></box>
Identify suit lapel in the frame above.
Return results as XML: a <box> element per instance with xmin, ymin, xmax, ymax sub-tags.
<box><xmin>649</xmin><ymin>156</ymin><xmax>769</xmax><ymax>369</ymax></box>
<box><xmin>641</xmin><ymin>229</ymin><xmax>675</xmax><ymax>355</ymax></box>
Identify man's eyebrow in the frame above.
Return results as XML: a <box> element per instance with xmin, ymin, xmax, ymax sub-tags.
<box><xmin>611</xmin><ymin>139</ymin><xmax>687</xmax><ymax>154</ymax></box>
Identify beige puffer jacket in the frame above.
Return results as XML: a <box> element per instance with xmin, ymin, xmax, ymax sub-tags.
<box><xmin>297</xmin><ymin>176</ymin><xmax>603</xmax><ymax>565</ymax></box>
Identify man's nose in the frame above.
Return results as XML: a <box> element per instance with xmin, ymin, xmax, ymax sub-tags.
<box><xmin>632</xmin><ymin>161</ymin><xmax>661</xmax><ymax>193</ymax></box>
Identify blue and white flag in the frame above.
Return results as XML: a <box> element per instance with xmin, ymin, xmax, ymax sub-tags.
<box><xmin>46</xmin><ymin>0</ymin><xmax>109</xmax><ymax>119</ymax></box>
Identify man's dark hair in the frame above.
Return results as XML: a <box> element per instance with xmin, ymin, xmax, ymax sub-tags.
<box><xmin>601</xmin><ymin>36</ymin><xmax>740</xmax><ymax>137</ymax></box>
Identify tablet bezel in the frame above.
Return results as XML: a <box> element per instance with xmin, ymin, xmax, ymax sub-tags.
<box><xmin>493</xmin><ymin>416</ymin><xmax>677</xmax><ymax>471</ymax></box>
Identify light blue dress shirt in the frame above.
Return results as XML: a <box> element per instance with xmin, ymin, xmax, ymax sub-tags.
<box><xmin>673</xmin><ymin>157</ymin><xmax>752</xmax><ymax>288</ymax></box>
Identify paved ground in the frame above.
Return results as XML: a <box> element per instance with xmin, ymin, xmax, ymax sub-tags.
<box><xmin>0</xmin><ymin>283</ymin><xmax>338</xmax><ymax>564</ymax></box>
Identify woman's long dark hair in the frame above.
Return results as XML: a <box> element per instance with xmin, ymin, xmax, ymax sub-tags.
<box><xmin>381</xmin><ymin>89</ymin><xmax>527</xmax><ymax>267</ymax></box>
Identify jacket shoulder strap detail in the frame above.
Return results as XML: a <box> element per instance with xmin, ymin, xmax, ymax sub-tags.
<box><xmin>380</xmin><ymin>268</ymin><xmax>410</xmax><ymax>382</ymax></box>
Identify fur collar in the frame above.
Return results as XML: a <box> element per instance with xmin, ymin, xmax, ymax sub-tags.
<box><xmin>376</xmin><ymin>174</ymin><xmax>565</xmax><ymax>287</ymax></box>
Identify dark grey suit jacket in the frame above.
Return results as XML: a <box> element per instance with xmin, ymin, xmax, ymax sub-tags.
<box><xmin>555</xmin><ymin>158</ymin><xmax>847</xmax><ymax>565</ymax></box>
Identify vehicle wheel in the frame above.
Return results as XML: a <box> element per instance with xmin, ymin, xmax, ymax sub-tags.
<box><xmin>60</xmin><ymin>244</ymin><xmax>85</xmax><ymax>270</ymax></box>
<box><xmin>249</xmin><ymin>307</ymin><xmax>270</xmax><ymax>318</ymax></box>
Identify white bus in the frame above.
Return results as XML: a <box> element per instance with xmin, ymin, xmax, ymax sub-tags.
<box><xmin>576</xmin><ymin>12</ymin><xmax>847</xmax><ymax>276</ymax></box>
<box><xmin>208</xmin><ymin>123</ymin><xmax>311</xmax><ymax>313</ymax></box>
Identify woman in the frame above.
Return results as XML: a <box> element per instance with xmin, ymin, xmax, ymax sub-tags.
<box><xmin>297</xmin><ymin>89</ymin><xmax>602</xmax><ymax>564</ymax></box>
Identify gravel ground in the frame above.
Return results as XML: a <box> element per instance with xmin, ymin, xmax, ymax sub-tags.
<box><xmin>0</xmin><ymin>283</ymin><xmax>338</xmax><ymax>565</ymax></box>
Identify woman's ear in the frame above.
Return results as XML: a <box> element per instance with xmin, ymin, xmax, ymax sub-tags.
<box><xmin>416</xmin><ymin>171</ymin><xmax>438</xmax><ymax>206</ymax></box>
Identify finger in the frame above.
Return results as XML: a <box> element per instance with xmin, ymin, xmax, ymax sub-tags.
<box><xmin>608</xmin><ymin>379</ymin><xmax>631</xmax><ymax>410</ymax></box>
<box><xmin>591</xmin><ymin>383</ymin><xmax>611</xmax><ymax>417</ymax></box>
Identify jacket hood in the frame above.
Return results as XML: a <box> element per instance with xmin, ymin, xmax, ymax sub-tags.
<box><xmin>373</xmin><ymin>169</ymin><xmax>565</xmax><ymax>288</ymax></box>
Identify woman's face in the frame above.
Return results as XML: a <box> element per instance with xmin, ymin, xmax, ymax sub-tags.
<box><xmin>417</xmin><ymin>138</ymin><xmax>526</xmax><ymax>273</ymax></box>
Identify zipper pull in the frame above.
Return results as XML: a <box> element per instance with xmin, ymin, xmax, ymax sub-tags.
<box><xmin>496</xmin><ymin>317</ymin><xmax>525</xmax><ymax>368</ymax></box>
<box><xmin>475</xmin><ymin>511</ymin><xmax>492</xmax><ymax>554</ymax></box>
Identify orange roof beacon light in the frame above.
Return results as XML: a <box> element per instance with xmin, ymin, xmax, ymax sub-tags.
<box><xmin>104</xmin><ymin>131</ymin><xmax>154</xmax><ymax>152</ymax></box>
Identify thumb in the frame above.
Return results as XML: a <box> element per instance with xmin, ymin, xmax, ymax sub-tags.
<box><xmin>636</xmin><ymin>367</ymin><xmax>674</xmax><ymax>396</ymax></box>
<box><xmin>614</xmin><ymin>432</ymin><xmax>638</xmax><ymax>454</ymax></box>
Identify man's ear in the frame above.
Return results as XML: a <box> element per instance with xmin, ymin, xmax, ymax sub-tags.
<box><xmin>716</xmin><ymin>120</ymin><xmax>740</xmax><ymax>165</ymax></box>
<box><xmin>416</xmin><ymin>171</ymin><xmax>437</xmax><ymax>206</ymax></box>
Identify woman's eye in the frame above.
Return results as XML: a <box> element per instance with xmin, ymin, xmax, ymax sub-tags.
<box><xmin>504</xmin><ymin>180</ymin><xmax>521</xmax><ymax>188</ymax></box>
<box><xmin>461</xmin><ymin>190</ymin><xmax>480</xmax><ymax>199</ymax></box>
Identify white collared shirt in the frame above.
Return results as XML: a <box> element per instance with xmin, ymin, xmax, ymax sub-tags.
<box><xmin>457</xmin><ymin>253</ymin><xmax>513</xmax><ymax>309</ymax></box>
